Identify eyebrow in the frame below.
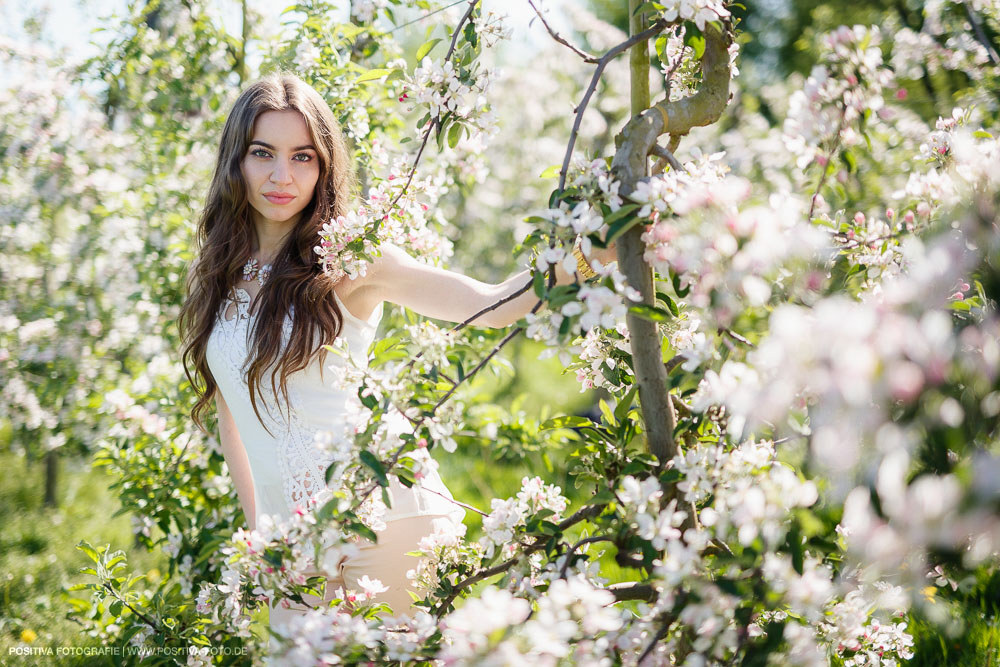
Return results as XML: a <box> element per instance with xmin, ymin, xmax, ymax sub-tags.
<box><xmin>249</xmin><ymin>140</ymin><xmax>316</xmax><ymax>151</ymax></box>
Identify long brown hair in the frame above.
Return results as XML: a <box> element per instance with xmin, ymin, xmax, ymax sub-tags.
<box><xmin>179</xmin><ymin>71</ymin><xmax>357</xmax><ymax>436</ymax></box>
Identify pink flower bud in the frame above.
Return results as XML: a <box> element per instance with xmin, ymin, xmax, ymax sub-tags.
<box><xmin>960</xmin><ymin>282</ymin><xmax>970</xmax><ymax>291</ymax></box>
<box><xmin>417</xmin><ymin>438</ymin><xmax>428</xmax><ymax>448</ymax></box>
<box><xmin>853</xmin><ymin>212</ymin><xmax>865</xmax><ymax>225</ymax></box>
<box><xmin>904</xmin><ymin>210</ymin><xmax>915</xmax><ymax>223</ymax></box>
<box><xmin>950</xmin><ymin>291</ymin><xmax>964</xmax><ymax>300</ymax></box>
<box><xmin>886</xmin><ymin>208</ymin><xmax>895</xmax><ymax>220</ymax></box>
<box><xmin>814</xmin><ymin>154</ymin><xmax>828</xmax><ymax>167</ymax></box>
<box><xmin>896</xmin><ymin>88</ymin><xmax>908</xmax><ymax>100</ymax></box>
<box><xmin>917</xmin><ymin>202</ymin><xmax>931</xmax><ymax>217</ymax></box>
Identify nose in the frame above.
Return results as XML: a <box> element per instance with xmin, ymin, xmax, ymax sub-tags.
<box><xmin>269</xmin><ymin>160</ymin><xmax>292</xmax><ymax>186</ymax></box>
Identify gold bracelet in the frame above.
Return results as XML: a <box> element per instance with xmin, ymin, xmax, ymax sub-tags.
<box><xmin>572</xmin><ymin>237</ymin><xmax>597</xmax><ymax>280</ymax></box>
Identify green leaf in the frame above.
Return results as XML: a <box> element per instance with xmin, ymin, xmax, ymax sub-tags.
<box><xmin>109</xmin><ymin>600</ymin><xmax>123</xmax><ymax>617</ymax></box>
<box><xmin>416</xmin><ymin>38</ymin><xmax>443</xmax><ymax>61</ymax></box>
<box><xmin>605</xmin><ymin>213</ymin><xmax>642</xmax><ymax>245</ymax></box>
<box><xmin>538</xmin><ymin>164</ymin><xmax>561</xmax><ymax>179</ymax></box>
<box><xmin>603</xmin><ymin>203</ymin><xmax>640</xmax><ymax>226</ymax></box>
<box><xmin>354</xmin><ymin>68</ymin><xmax>391</xmax><ymax>84</ymax></box>
<box><xmin>540</xmin><ymin>415</ymin><xmax>593</xmax><ymax>430</ymax></box>
<box><xmin>533</xmin><ymin>269</ymin><xmax>545</xmax><ymax>298</ymax></box>
<box><xmin>77</xmin><ymin>540</ymin><xmax>101</xmax><ymax>564</ymax></box>
<box><xmin>655</xmin><ymin>290</ymin><xmax>680</xmax><ymax>317</ymax></box>
<box><xmin>614</xmin><ymin>386</ymin><xmax>639</xmax><ymax>422</ymax></box>
<box><xmin>359</xmin><ymin>450</ymin><xmax>389</xmax><ymax>487</ymax></box>
<box><xmin>684</xmin><ymin>24</ymin><xmax>706</xmax><ymax>58</ymax></box>
<box><xmin>789</xmin><ymin>521</ymin><xmax>804</xmax><ymax>575</ymax></box>
<box><xmin>629</xmin><ymin>303</ymin><xmax>673</xmax><ymax>323</ymax></box>
<box><xmin>599</xmin><ymin>399</ymin><xmax>617</xmax><ymax>427</ymax></box>
<box><xmin>447</xmin><ymin>121</ymin><xmax>463</xmax><ymax>148</ymax></box>
<box><xmin>842</xmin><ymin>149</ymin><xmax>857</xmax><ymax>173</ymax></box>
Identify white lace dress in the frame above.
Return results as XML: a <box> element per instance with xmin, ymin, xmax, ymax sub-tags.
<box><xmin>205</xmin><ymin>286</ymin><xmax>465</xmax><ymax>529</ymax></box>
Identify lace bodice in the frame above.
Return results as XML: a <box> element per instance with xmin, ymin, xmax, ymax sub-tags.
<box><xmin>205</xmin><ymin>286</ymin><xmax>465</xmax><ymax>528</ymax></box>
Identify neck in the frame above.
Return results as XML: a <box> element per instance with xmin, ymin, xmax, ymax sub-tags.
<box><xmin>251</xmin><ymin>211</ymin><xmax>298</xmax><ymax>264</ymax></box>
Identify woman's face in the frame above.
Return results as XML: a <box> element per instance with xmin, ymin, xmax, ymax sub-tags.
<box><xmin>240</xmin><ymin>109</ymin><xmax>320</xmax><ymax>229</ymax></box>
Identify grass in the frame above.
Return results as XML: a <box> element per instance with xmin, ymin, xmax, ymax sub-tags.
<box><xmin>0</xmin><ymin>449</ymin><xmax>167</xmax><ymax>665</ymax></box>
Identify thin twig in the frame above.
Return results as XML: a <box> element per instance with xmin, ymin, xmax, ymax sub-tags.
<box><xmin>431</xmin><ymin>325</ymin><xmax>523</xmax><ymax>412</ymax></box>
<box><xmin>637</xmin><ymin>619</ymin><xmax>671</xmax><ymax>664</ymax></box>
<box><xmin>559</xmin><ymin>535</ymin><xmax>614</xmax><ymax>578</ymax></box>
<box><xmin>719</xmin><ymin>327</ymin><xmax>754</xmax><ymax>348</ymax></box>
<box><xmin>433</xmin><ymin>503</ymin><xmax>607</xmax><ymax>615</ymax></box>
<box><xmin>383</xmin><ymin>117</ymin><xmax>438</xmax><ymax>224</ymax></box>
<box><xmin>417</xmin><ymin>485</ymin><xmax>488</xmax><ymax>516</ymax></box>
<box><xmin>663</xmin><ymin>42</ymin><xmax>687</xmax><ymax>100</ymax></box>
<box><xmin>449</xmin><ymin>277</ymin><xmax>534</xmax><ymax>335</ymax></box>
<box><xmin>527</xmin><ymin>0</ymin><xmax>599</xmax><ymax>63</ymax></box>
<box><xmin>807</xmin><ymin>103</ymin><xmax>847</xmax><ymax>219</ymax></box>
<box><xmin>102</xmin><ymin>582</ymin><xmax>162</xmax><ymax>634</ymax></box>
<box><xmin>558</xmin><ymin>19</ymin><xmax>670</xmax><ymax>193</ymax></box>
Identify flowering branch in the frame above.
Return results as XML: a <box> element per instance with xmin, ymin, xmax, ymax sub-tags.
<box><xmin>433</xmin><ymin>503</ymin><xmax>607</xmax><ymax>615</ymax></box>
<box><xmin>379</xmin><ymin>0</ymin><xmax>480</xmax><ymax>226</ymax></box>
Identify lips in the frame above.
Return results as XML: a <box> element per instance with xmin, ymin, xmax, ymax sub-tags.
<box><xmin>264</xmin><ymin>193</ymin><xmax>295</xmax><ymax>205</ymax></box>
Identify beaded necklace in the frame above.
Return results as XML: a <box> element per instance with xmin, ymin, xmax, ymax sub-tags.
<box><xmin>241</xmin><ymin>257</ymin><xmax>273</xmax><ymax>287</ymax></box>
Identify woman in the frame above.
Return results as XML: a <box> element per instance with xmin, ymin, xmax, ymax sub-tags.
<box><xmin>178</xmin><ymin>72</ymin><xmax>614</xmax><ymax>627</ymax></box>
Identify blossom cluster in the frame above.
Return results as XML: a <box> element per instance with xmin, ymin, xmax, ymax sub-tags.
<box><xmin>479</xmin><ymin>476</ymin><xmax>569</xmax><ymax>560</ymax></box>
<box><xmin>656</xmin><ymin>0</ymin><xmax>731</xmax><ymax>31</ymax></box>
<box><xmin>783</xmin><ymin>25</ymin><xmax>895</xmax><ymax>169</ymax></box>
<box><xmin>407</xmin><ymin>55</ymin><xmax>497</xmax><ymax>134</ymax></box>
<box><xmin>437</xmin><ymin>577</ymin><xmax>624</xmax><ymax>664</ymax></box>
<box><xmin>637</xmin><ymin>160</ymin><xmax>828</xmax><ymax>347</ymax></box>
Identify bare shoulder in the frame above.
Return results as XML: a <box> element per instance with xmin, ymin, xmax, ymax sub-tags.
<box><xmin>331</xmin><ymin>243</ymin><xmax>408</xmax><ymax>319</ymax></box>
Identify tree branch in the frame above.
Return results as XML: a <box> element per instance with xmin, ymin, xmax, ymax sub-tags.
<box><xmin>558</xmin><ymin>19</ymin><xmax>670</xmax><ymax>193</ymax></box>
<box><xmin>559</xmin><ymin>535</ymin><xmax>614</xmax><ymax>578</ymax></box>
<box><xmin>527</xmin><ymin>0</ymin><xmax>599</xmax><ymax>63</ymax></box>
<box><xmin>608</xmin><ymin>581</ymin><xmax>658</xmax><ymax>602</ymax></box>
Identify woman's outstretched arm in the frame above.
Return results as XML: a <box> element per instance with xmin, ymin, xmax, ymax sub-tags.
<box><xmin>355</xmin><ymin>241</ymin><xmax>616</xmax><ymax>328</ymax></box>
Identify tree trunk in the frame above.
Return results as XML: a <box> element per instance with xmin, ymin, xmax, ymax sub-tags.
<box><xmin>617</xmin><ymin>0</ymin><xmax>678</xmax><ymax>466</ymax></box>
<box><xmin>44</xmin><ymin>448</ymin><xmax>58</xmax><ymax>507</ymax></box>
